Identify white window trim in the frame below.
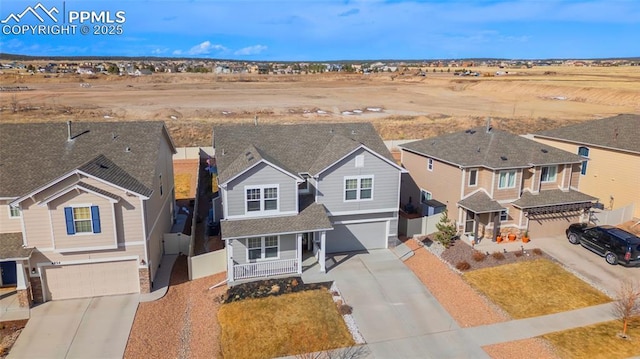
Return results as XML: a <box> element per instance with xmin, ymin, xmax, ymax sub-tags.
<box><xmin>468</xmin><ymin>169</ymin><xmax>478</xmax><ymax>187</ymax></box>
<box><xmin>427</xmin><ymin>158</ymin><xmax>434</xmax><ymax>171</ymax></box>
<box><xmin>246</xmin><ymin>236</ymin><xmax>280</xmax><ymax>262</ymax></box>
<box><xmin>497</xmin><ymin>170</ymin><xmax>517</xmax><ymax>189</ymax></box>
<box><xmin>8</xmin><ymin>205</ymin><xmax>21</xmax><ymax>218</ymax></box>
<box><xmin>344</xmin><ymin>176</ymin><xmax>374</xmax><ymax>202</ymax></box>
<box><xmin>540</xmin><ymin>165</ymin><xmax>557</xmax><ymax>183</ymax></box>
<box><xmin>244</xmin><ymin>184</ymin><xmax>280</xmax><ymax>214</ymax></box>
<box><xmin>500</xmin><ymin>208</ymin><xmax>509</xmax><ymax>222</ymax></box>
<box><xmin>69</xmin><ymin>204</ymin><xmax>96</xmax><ymax>236</ymax></box>
<box><xmin>420</xmin><ymin>189</ymin><xmax>432</xmax><ymax>204</ymax></box>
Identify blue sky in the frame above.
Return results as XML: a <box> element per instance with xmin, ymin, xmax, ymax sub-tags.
<box><xmin>1</xmin><ymin>0</ymin><xmax>638</xmax><ymax>60</ymax></box>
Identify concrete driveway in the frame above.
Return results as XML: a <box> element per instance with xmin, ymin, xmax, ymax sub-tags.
<box><xmin>8</xmin><ymin>294</ymin><xmax>139</xmax><ymax>359</ymax></box>
<box><xmin>320</xmin><ymin>250</ymin><xmax>489</xmax><ymax>358</ymax></box>
<box><xmin>534</xmin><ymin>235</ymin><xmax>637</xmax><ymax>297</ymax></box>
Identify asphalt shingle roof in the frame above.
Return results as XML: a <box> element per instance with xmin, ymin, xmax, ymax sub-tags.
<box><xmin>0</xmin><ymin>233</ymin><xmax>33</xmax><ymax>260</ymax></box>
<box><xmin>214</xmin><ymin>123</ymin><xmax>393</xmax><ymax>184</ymax></box>
<box><xmin>535</xmin><ymin>114</ymin><xmax>640</xmax><ymax>154</ymax></box>
<box><xmin>0</xmin><ymin>121</ymin><xmax>173</xmax><ymax>198</ymax></box>
<box><xmin>512</xmin><ymin>189</ymin><xmax>597</xmax><ymax>209</ymax></box>
<box><xmin>220</xmin><ymin>203</ymin><xmax>333</xmax><ymax>239</ymax></box>
<box><xmin>457</xmin><ymin>191</ymin><xmax>505</xmax><ymax>213</ymax></box>
<box><xmin>400</xmin><ymin>127</ymin><xmax>584</xmax><ymax>169</ymax></box>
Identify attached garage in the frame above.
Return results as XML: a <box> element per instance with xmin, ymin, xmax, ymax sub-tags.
<box><xmin>527</xmin><ymin>214</ymin><xmax>581</xmax><ymax>238</ymax></box>
<box><xmin>326</xmin><ymin>221</ymin><xmax>387</xmax><ymax>253</ymax></box>
<box><xmin>43</xmin><ymin>260</ymin><xmax>139</xmax><ymax>301</ymax></box>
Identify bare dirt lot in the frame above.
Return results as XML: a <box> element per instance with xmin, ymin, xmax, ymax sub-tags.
<box><xmin>1</xmin><ymin>66</ymin><xmax>639</xmax><ymax>146</ymax></box>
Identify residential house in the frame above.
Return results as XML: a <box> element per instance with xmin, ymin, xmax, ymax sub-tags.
<box><xmin>213</xmin><ymin>123</ymin><xmax>405</xmax><ymax>283</ymax></box>
<box><xmin>529</xmin><ymin>114</ymin><xmax>640</xmax><ymax>218</ymax></box>
<box><xmin>0</xmin><ymin>121</ymin><xmax>176</xmax><ymax>306</ymax></box>
<box><xmin>399</xmin><ymin>125</ymin><xmax>597</xmax><ymax>241</ymax></box>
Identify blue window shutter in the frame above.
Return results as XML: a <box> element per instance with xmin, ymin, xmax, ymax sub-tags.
<box><xmin>64</xmin><ymin>207</ymin><xmax>75</xmax><ymax>235</ymax></box>
<box><xmin>91</xmin><ymin>206</ymin><xmax>101</xmax><ymax>233</ymax></box>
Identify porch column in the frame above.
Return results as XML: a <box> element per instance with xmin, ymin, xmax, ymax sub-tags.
<box><xmin>296</xmin><ymin>233</ymin><xmax>303</xmax><ymax>274</ymax></box>
<box><xmin>319</xmin><ymin>231</ymin><xmax>326</xmax><ymax>272</ymax></box>
<box><xmin>15</xmin><ymin>262</ymin><xmax>32</xmax><ymax>308</ymax></box>
<box><xmin>226</xmin><ymin>239</ymin><xmax>234</xmax><ymax>282</ymax></box>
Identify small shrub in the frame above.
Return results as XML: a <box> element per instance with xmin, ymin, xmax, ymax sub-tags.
<box><xmin>472</xmin><ymin>250</ymin><xmax>486</xmax><ymax>262</ymax></box>
<box><xmin>456</xmin><ymin>261</ymin><xmax>471</xmax><ymax>271</ymax></box>
<box><xmin>514</xmin><ymin>251</ymin><xmax>524</xmax><ymax>257</ymax></box>
<box><xmin>491</xmin><ymin>252</ymin><xmax>506</xmax><ymax>260</ymax></box>
<box><xmin>338</xmin><ymin>304</ymin><xmax>353</xmax><ymax>315</ymax></box>
<box><xmin>532</xmin><ymin>248</ymin><xmax>543</xmax><ymax>256</ymax></box>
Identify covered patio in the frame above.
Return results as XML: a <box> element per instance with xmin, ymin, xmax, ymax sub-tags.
<box><xmin>458</xmin><ymin>191</ymin><xmax>506</xmax><ymax>242</ymax></box>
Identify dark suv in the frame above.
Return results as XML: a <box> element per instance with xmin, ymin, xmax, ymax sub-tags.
<box><xmin>566</xmin><ymin>223</ymin><xmax>640</xmax><ymax>266</ymax></box>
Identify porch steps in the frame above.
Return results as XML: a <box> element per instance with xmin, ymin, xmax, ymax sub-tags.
<box><xmin>393</xmin><ymin>243</ymin><xmax>414</xmax><ymax>262</ymax></box>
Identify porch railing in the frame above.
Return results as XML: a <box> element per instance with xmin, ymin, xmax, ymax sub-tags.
<box><xmin>233</xmin><ymin>259</ymin><xmax>299</xmax><ymax>281</ymax></box>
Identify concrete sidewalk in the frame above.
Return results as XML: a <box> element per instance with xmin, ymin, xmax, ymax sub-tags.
<box><xmin>140</xmin><ymin>254</ymin><xmax>177</xmax><ymax>302</ymax></box>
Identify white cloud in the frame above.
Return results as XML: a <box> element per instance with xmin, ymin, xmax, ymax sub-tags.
<box><xmin>187</xmin><ymin>41</ymin><xmax>227</xmax><ymax>55</ymax></box>
<box><xmin>234</xmin><ymin>45</ymin><xmax>267</xmax><ymax>56</ymax></box>
<box><xmin>172</xmin><ymin>50</ymin><xmax>183</xmax><ymax>55</ymax></box>
<box><xmin>151</xmin><ymin>48</ymin><xmax>168</xmax><ymax>55</ymax></box>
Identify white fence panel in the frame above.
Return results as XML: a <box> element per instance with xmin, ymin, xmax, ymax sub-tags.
<box><xmin>188</xmin><ymin>249</ymin><xmax>227</xmax><ymax>280</ymax></box>
<box><xmin>590</xmin><ymin>203</ymin><xmax>635</xmax><ymax>226</ymax></box>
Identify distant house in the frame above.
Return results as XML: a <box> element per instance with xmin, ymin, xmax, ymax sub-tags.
<box><xmin>213</xmin><ymin>123</ymin><xmax>405</xmax><ymax>283</ymax></box>
<box><xmin>400</xmin><ymin>126</ymin><xmax>597</xmax><ymax>241</ymax></box>
<box><xmin>529</xmin><ymin>114</ymin><xmax>640</xmax><ymax>218</ymax></box>
<box><xmin>134</xmin><ymin>68</ymin><xmax>153</xmax><ymax>76</ymax></box>
<box><xmin>0</xmin><ymin>121</ymin><xmax>176</xmax><ymax>306</ymax></box>
<box><xmin>76</xmin><ymin>66</ymin><xmax>94</xmax><ymax>75</ymax></box>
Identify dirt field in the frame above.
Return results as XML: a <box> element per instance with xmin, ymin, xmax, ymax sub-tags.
<box><xmin>1</xmin><ymin>66</ymin><xmax>639</xmax><ymax>146</ymax></box>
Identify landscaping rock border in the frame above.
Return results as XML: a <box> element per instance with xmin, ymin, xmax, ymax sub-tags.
<box><xmin>223</xmin><ymin>277</ymin><xmax>332</xmax><ymax>303</ymax></box>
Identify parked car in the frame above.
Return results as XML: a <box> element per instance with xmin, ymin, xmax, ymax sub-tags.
<box><xmin>566</xmin><ymin>224</ymin><xmax>640</xmax><ymax>266</ymax></box>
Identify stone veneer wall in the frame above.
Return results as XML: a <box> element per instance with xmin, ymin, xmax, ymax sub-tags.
<box><xmin>17</xmin><ymin>287</ymin><xmax>33</xmax><ymax>308</ymax></box>
<box><xmin>29</xmin><ymin>277</ymin><xmax>44</xmax><ymax>303</ymax></box>
<box><xmin>139</xmin><ymin>268</ymin><xmax>151</xmax><ymax>293</ymax></box>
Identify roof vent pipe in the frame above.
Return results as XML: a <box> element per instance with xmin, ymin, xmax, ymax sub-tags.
<box><xmin>486</xmin><ymin>117</ymin><xmax>492</xmax><ymax>133</ymax></box>
<box><xmin>67</xmin><ymin>121</ymin><xmax>72</xmax><ymax>141</ymax></box>
<box><xmin>254</xmin><ymin>115</ymin><xmax>258</xmax><ymax>126</ymax></box>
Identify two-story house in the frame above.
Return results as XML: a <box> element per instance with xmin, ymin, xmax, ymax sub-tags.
<box><xmin>529</xmin><ymin>114</ymin><xmax>640</xmax><ymax>218</ymax></box>
<box><xmin>399</xmin><ymin>125</ymin><xmax>597</xmax><ymax>241</ymax></box>
<box><xmin>0</xmin><ymin>121</ymin><xmax>176</xmax><ymax>306</ymax></box>
<box><xmin>213</xmin><ymin>123</ymin><xmax>405</xmax><ymax>283</ymax></box>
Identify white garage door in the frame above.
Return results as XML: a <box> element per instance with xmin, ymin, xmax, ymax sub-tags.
<box><xmin>43</xmin><ymin>260</ymin><xmax>139</xmax><ymax>301</ymax></box>
<box><xmin>528</xmin><ymin>215</ymin><xmax>580</xmax><ymax>238</ymax></box>
<box><xmin>326</xmin><ymin>221</ymin><xmax>387</xmax><ymax>254</ymax></box>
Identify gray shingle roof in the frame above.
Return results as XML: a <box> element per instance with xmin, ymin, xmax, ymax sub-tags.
<box><xmin>0</xmin><ymin>233</ymin><xmax>33</xmax><ymax>260</ymax></box>
<box><xmin>535</xmin><ymin>114</ymin><xmax>640</xmax><ymax>154</ymax></box>
<box><xmin>400</xmin><ymin>127</ymin><xmax>584</xmax><ymax>169</ymax></box>
<box><xmin>220</xmin><ymin>203</ymin><xmax>332</xmax><ymax>239</ymax></box>
<box><xmin>457</xmin><ymin>191</ymin><xmax>505</xmax><ymax>213</ymax></box>
<box><xmin>214</xmin><ymin>123</ymin><xmax>393</xmax><ymax>183</ymax></box>
<box><xmin>512</xmin><ymin>189</ymin><xmax>597</xmax><ymax>209</ymax></box>
<box><xmin>0</xmin><ymin>121</ymin><xmax>174</xmax><ymax>198</ymax></box>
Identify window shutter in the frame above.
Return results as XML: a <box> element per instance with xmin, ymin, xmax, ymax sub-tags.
<box><xmin>64</xmin><ymin>207</ymin><xmax>75</xmax><ymax>235</ymax></box>
<box><xmin>91</xmin><ymin>206</ymin><xmax>101</xmax><ymax>233</ymax></box>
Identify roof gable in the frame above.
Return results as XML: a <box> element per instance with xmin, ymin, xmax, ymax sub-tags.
<box><xmin>400</xmin><ymin>127</ymin><xmax>583</xmax><ymax>169</ymax></box>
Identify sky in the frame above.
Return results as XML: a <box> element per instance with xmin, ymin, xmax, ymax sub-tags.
<box><xmin>1</xmin><ymin>0</ymin><xmax>639</xmax><ymax>61</ymax></box>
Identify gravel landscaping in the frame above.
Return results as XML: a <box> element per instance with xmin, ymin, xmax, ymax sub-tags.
<box><xmin>0</xmin><ymin>320</ymin><xmax>27</xmax><ymax>358</ymax></box>
<box><xmin>402</xmin><ymin>237</ymin><xmax>560</xmax><ymax>359</ymax></box>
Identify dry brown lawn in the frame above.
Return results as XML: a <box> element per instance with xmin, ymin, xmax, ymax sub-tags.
<box><xmin>217</xmin><ymin>289</ymin><xmax>354</xmax><ymax>359</ymax></box>
<box><xmin>2</xmin><ymin>66</ymin><xmax>638</xmax><ymax>146</ymax></box>
<box><xmin>464</xmin><ymin>259</ymin><xmax>611</xmax><ymax>319</ymax></box>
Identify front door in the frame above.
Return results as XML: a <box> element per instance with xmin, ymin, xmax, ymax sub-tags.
<box><xmin>465</xmin><ymin>211</ymin><xmax>476</xmax><ymax>234</ymax></box>
<box><xmin>0</xmin><ymin>261</ymin><xmax>17</xmax><ymax>287</ymax></box>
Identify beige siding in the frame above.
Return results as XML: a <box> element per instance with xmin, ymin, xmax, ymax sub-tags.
<box><xmin>463</xmin><ymin>168</ymin><xmax>492</xmax><ymax>197</ymax></box>
<box><xmin>533</xmin><ymin>137</ymin><xmax>640</xmax><ymax>217</ymax></box>
<box><xmin>401</xmin><ymin>150</ymin><xmax>462</xmax><ymax>215</ymax></box>
<box><xmin>30</xmin><ymin>245</ymin><xmax>145</xmax><ymax>268</ymax></box>
<box><xmin>570</xmin><ymin>164</ymin><xmax>581</xmax><ymax>188</ymax></box>
<box><xmin>21</xmin><ymin>198</ymin><xmax>53</xmax><ymax>248</ymax></box>
<box><xmin>0</xmin><ymin>201</ymin><xmax>23</xmax><ymax>233</ymax></box>
<box><xmin>492</xmin><ymin>169</ymin><xmax>522</xmax><ymax>201</ymax></box>
<box><xmin>522</xmin><ymin>168</ymin><xmax>534</xmax><ymax>192</ymax></box>
<box><xmin>49</xmin><ymin>191</ymin><xmax>116</xmax><ymax>251</ymax></box>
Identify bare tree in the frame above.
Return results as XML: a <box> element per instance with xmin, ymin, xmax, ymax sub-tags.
<box><xmin>613</xmin><ymin>280</ymin><xmax>640</xmax><ymax>338</ymax></box>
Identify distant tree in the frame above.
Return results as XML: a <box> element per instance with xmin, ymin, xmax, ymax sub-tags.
<box><xmin>447</xmin><ymin>68</ymin><xmax>451</xmax><ymax>73</ymax></box>
<box><xmin>26</xmin><ymin>64</ymin><xmax>36</xmax><ymax>72</ymax></box>
<box><xmin>434</xmin><ymin>210</ymin><xmax>457</xmax><ymax>248</ymax></box>
<box><xmin>432</xmin><ymin>68</ymin><xmax>436</xmax><ymax>73</ymax></box>
<box><xmin>107</xmin><ymin>64</ymin><xmax>119</xmax><ymax>74</ymax></box>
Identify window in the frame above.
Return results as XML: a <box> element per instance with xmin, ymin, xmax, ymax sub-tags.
<box><xmin>344</xmin><ymin>176</ymin><xmax>373</xmax><ymax>201</ymax></box>
<box><xmin>500</xmin><ymin>209</ymin><xmax>509</xmax><ymax>222</ymax></box>
<box><xmin>355</xmin><ymin>154</ymin><xmax>364</xmax><ymax>168</ymax></box>
<box><xmin>427</xmin><ymin>158</ymin><xmax>433</xmax><ymax>171</ymax></box>
<box><xmin>245</xmin><ymin>186</ymin><xmax>278</xmax><ymax>213</ymax></box>
<box><xmin>8</xmin><ymin>205</ymin><xmax>21</xmax><ymax>218</ymax></box>
<box><xmin>498</xmin><ymin>170</ymin><xmax>517</xmax><ymax>189</ymax></box>
<box><xmin>420</xmin><ymin>189</ymin><xmax>432</xmax><ymax>204</ymax></box>
<box><xmin>540</xmin><ymin>165</ymin><xmax>557</xmax><ymax>182</ymax></box>
<box><xmin>578</xmin><ymin>146</ymin><xmax>589</xmax><ymax>175</ymax></box>
<box><xmin>247</xmin><ymin>236</ymin><xmax>279</xmax><ymax>261</ymax></box>
<box><xmin>468</xmin><ymin>169</ymin><xmax>478</xmax><ymax>186</ymax></box>
<box><xmin>64</xmin><ymin>206</ymin><xmax>101</xmax><ymax>235</ymax></box>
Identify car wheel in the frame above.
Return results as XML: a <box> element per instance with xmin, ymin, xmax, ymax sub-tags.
<box><xmin>568</xmin><ymin>233</ymin><xmax>580</xmax><ymax>245</ymax></box>
<box><xmin>605</xmin><ymin>252</ymin><xmax>618</xmax><ymax>265</ymax></box>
